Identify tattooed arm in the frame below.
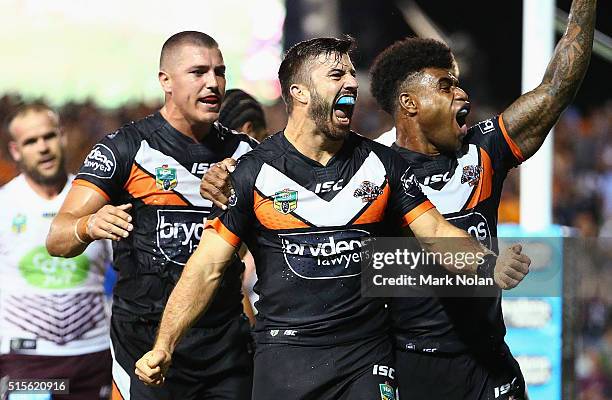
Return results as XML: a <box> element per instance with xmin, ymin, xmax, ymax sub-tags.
<box><xmin>503</xmin><ymin>0</ymin><xmax>596</xmax><ymax>160</ymax></box>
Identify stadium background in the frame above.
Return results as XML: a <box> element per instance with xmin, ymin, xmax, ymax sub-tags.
<box><xmin>0</xmin><ymin>1</ymin><xmax>609</xmax><ymax>399</ymax></box>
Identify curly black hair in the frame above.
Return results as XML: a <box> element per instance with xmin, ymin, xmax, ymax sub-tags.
<box><xmin>369</xmin><ymin>38</ymin><xmax>454</xmax><ymax>115</ymax></box>
<box><xmin>219</xmin><ymin>89</ymin><xmax>266</xmax><ymax>132</ymax></box>
<box><xmin>279</xmin><ymin>36</ymin><xmax>355</xmax><ymax>113</ymax></box>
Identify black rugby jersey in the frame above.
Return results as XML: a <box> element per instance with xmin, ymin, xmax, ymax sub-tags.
<box><xmin>207</xmin><ymin>131</ymin><xmax>434</xmax><ymax>345</ymax></box>
<box><xmin>74</xmin><ymin>112</ymin><xmax>257</xmax><ymax>327</ymax></box>
<box><xmin>391</xmin><ymin>115</ymin><xmax>524</xmax><ymax>353</ymax></box>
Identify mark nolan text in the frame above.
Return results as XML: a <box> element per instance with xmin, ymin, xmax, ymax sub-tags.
<box><xmin>373</xmin><ymin>274</ymin><xmax>494</xmax><ymax>287</ymax></box>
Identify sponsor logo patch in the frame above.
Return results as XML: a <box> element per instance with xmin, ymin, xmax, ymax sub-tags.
<box><xmin>12</xmin><ymin>213</ymin><xmax>27</xmax><ymax>234</ymax></box>
<box><xmin>273</xmin><ymin>189</ymin><xmax>298</xmax><ymax>214</ymax></box>
<box><xmin>19</xmin><ymin>246</ymin><xmax>90</xmax><ymax>289</ymax></box>
<box><xmin>81</xmin><ymin>144</ymin><xmax>116</xmax><ymax>179</ymax></box>
<box><xmin>379</xmin><ymin>383</ymin><xmax>395</xmax><ymax>400</ymax></box>
<box><xmin>353</xmin><ymin>181</ymin><xmax>382</xmax><ymax>202</ymax></box>
<box><xmin>280</xmin><ymin>229</ymin><xmax>369</xmax><ymax>279</ymax></box>
<box><xmin>400</xmin><ymin>168</ymin><xmax>419</xmax><ymax>197</ymax></box>
<box><xmin>478</xmin><ymin>118</ymin><xmax>496</xmax><ymax>134</ymax></box>
<box><xmin>461</xmin><ymin>165</ymin><xmax>482</xmax><ymax>187</ymax></box>
<box><xmin>156</xmin><ymin>210</ymin><xmax>208</xmax><ymax>265</ymax></box>
<box><xmin>155</xmin><ymin>165</ymin><xmax>178</xmax><ymax>191</ymax></box>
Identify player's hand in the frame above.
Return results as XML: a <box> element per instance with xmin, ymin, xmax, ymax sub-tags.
<box><xmin>135</xmin><ymin>349</ymin><xmax>172</xmax><ymax>386</ymax></box>
<box><xmin>86</xmin><ymin>203</ymin><xmax>133</xmax><ymax>241</ymax></box>
<box><xmin>200</xmin><ymin>158</ymin><xmax>236</xmax><ymax>210</ymax></box>
<box><xmin>494</xmin><ymin>244</ymin><xmax>531</xmax><ymax>290</ymax></box>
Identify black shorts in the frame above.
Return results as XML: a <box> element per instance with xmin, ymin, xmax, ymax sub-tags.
<box><xmin>395</xmin><ymin>343</ymin><xmax>527</xmax><ymax>400</ymax></box>
<box><xmin>110</xmin><ymin>314</ymin><xmax>253</xmax><ymax>400</ymax></box>
<box><xmin>0</xmin><ymin>349</ymin><xmax>112</xmax><ymax>400</ymax></box>
<box><xmin>253</xmin><ymin>335</ymin><xmax>396</xmax><ymax>400</ymax></box>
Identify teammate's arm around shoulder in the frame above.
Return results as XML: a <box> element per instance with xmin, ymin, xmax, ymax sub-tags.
<box><xmin>46</xmin><ymin>185</ymin><xmax>132</xmax><ymax>258</ymax></box>
<box><xmin>135</xmin><ymin>228</ymin><xmax>237</xmax><ymax>386</ymax></box>
<box><xmin>502</xmin><ymin>0</ymin><xmax>596</xmax><ymax>160</ymax></box>
<box><xmin>406</xmin><ymin>209</ymin><xmax>530</xmax><ymax>289</ymax></box>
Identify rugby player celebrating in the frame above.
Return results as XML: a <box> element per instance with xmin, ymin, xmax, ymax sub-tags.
<box><xmin>136</xmin><ymin>36</ymin><xmax>529</xmax><ymax>399</ymax></box>
<box><xmin>369</xmin><ymin>0</ymin><xmax>597</xmax><ymax>398</ymax></box>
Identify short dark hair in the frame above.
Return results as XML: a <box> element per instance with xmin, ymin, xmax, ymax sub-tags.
<box><xmin>278</xmin><ymin>36</ymin><xmax>355</xmax><ymax>113</ymax></box>
<box><xmin>370</xmin><ymin>37</ymin><xmax>454</xmax><ymax>115</ymax></box>
<box><xmin>219</xmin><ymin>89</ymin><xmax>266</xmax><ymax>131</ymax></box>
<box><xmin>160</xmin><ymin>31</ymin><xmax>218</xmax><ymax>69</ymax></box>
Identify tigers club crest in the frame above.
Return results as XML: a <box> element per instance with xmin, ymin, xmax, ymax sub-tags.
<box><xmin>354</xmin><ymin>181</ymin><xmax>383</xmax><ymax>203</ymax></box>
<box><xmin>461</xmin><ymin>165</ymin><xmax>483</xmax><ymax>187</ymax></box>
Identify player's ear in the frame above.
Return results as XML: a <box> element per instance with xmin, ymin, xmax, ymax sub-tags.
<box><xmin>399</xmin><ymin>92</ymin><xmax>418</xmax><ymax>116</ymax></box>
<box><xmin>7</xmin><ymin>140</ymin><xmax>21</xmax><ymax>163</ymax></box>
<box><xmin>238</xmin><ymin>121</ymin><xmax>254</xmax><ymax>136</ymax></box>
<box><xmin>158</xmin><ymin>70</ymin><xmax>172</xmax><ymax>94</ymax></box>
<box><xmin>290</xmin><ymin>84</ymin><xmax>309</xmax><ymax>106</ymax></box>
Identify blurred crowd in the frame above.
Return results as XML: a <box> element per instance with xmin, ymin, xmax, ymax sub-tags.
<box><xmin>1</xmin><ymin>92</ymin><xmax>611</xmax><ymax>398</ymax></box>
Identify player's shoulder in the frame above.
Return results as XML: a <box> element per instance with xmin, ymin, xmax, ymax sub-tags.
<box><xmin>214</xmin><ymin>122</ymin><xmax>259</xmax><ymax>151</ymax></box>
<box><xmin>105</xmin><ymin>112</ymin><xmax>164</xmax><ymax>146</ymax></box>
<box><xmin>464</xmin><ymin>115</ymin><xmax>503</xmax><ymax>147</ymax></box>
<box><xmin>352</xmin><ymin>131</ymin><xmax>405</xmax><ymax>164</ymax></box>
<box><xmin>241</xmin><ymin>131</ymin><xmax>286</xmax><ymax>162</ymax></box>
<box><xmin>0</xmin><ymin>174</ymin><xmax>25</xmax><ymax>197</ymax></box>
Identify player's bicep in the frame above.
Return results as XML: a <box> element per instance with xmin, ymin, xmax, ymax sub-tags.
<box><xmin>501</xmin><ymin>85</ymin><xmax>557</xmax><ymax>160</ymax></box>
<box><xmin>58</xmin><ymin>185</ymin><xmax>109</xmax><ymax>218</ymax></box>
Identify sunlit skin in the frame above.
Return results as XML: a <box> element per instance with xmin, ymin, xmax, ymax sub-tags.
<box><xmin>158</xmin><ymin>44</ymin><xmax>226</xmax><ymax>142</ymax></box>
<box><xmin>285</xmin><ymin>53</ymin><xmax>359</xmax><ymax>165</ymax></box>
<box><xmin>395</xmin><ymin>67</ymin><xmax>470</xmax><ymax>156</ymax></box>
<box><xmin>8</xmin><ymin>110</ymin><xmax>67</xmax><ymax>199</ymax></box>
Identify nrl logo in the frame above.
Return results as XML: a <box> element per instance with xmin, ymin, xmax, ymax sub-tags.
<box><xmin>461</xmin><ymin>165</ymin><xmax>483</xmax><ymax>187</ymax></box>
<box><xmin>12</xmin><ymin>214</ymin><xmax>27</xmax><ymax>234</ymax></box>
<box><xmin>379</xmin><ymin>383</ymin><xmax>395</xmax><ymax>400</ymax></box>
<box><xmin>273</xmin><ymin>189</ymin><xmax>298</xmax><ymax>214</ymax></box>
<box><xmin>354</xmin><ymin>181</ymin><xmax>382</xmax><ymax>203</ymax></box>
<box><xmin>155</xmin><ymin>165</ymin><xmax>178</xmax><ymax>191</ymax></box>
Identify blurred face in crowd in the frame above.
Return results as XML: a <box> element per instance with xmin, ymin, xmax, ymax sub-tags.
<box><xmin>8</xmin><ymin>109</ymin><xmax>67</xmax><ymax>185</ymax></box>
<box><xmin>305</xmin><ymin>52</ymin><xmax>358</xmax><ymax>141</ymax></box>
<box><xmin>159</xmin><ymin>44</ymin><xmax>226</xmax><ymax>126</ymax></box>
<box><xmin>408</xmin><ymin>67</ymin><xmax>471</xmax><ymax>153</ymax></box>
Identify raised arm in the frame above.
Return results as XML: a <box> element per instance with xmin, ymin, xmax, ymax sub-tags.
<box><xmin>503</xmin><ymin>0</ymin><xmax>596</xmax><ymax>160</ymax></box>
<box><xmin>134</xmin><ymin>228</ymin><xmax>237</xmax><ymax>386</ymax></box>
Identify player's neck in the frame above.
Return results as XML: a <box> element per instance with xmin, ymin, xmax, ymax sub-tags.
<box><xmin>395</xmin><ymin>121</ymin><xmax>441</xmax><ymax>157</ymax></box>
<box><xmin>285</xmin><ymin>115</ymin><xmax>344</xmax><ymax>166</ymax></box>
<box><xmin>159</xmin><ymin>106</ymin><xmax>212</xmax><ymax>143</ymax></box>
<box><xmin>24</xmin><ymin>173</ymin><xmax>67</xmax><ymax>200</ymax></box>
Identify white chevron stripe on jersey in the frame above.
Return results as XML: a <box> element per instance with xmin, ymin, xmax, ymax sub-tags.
<box><xmin>420</xmin><ymin>144</ymin><xmax>480</xmax><ymax>214</ymax></box>
<box><xmin>134</xmin><ymin>140</ymin><xmax>212</xmax><ymax>207</ymax></box>
<box><xmin>255</xmin><ymin>152</ymin><xmax>387</xmax><ymax>226</ymax></box>
<box><xmin>231</xmin><ymin>140</ymin><xmax>254</xmax><ymax>160</ymax></box>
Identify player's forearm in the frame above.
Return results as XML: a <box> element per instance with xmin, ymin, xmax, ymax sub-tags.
<box><xmin>153</xmin><ymin>258</ymin><xmax>225</xmax><ymax>354</ymax></box>
<box><xmin>504</xmin><ymin>0</ymin><xmax>595</xmax><ymax>159</ymax></box>
<box><xmin>423</xmin><ymin>222</ymin><xmax>491</xmax><ymax>275</ymax></box>
<box><xmin>46</xmin><ymin>212</ymin><xmax>91</xmax><ymax>257</ymax></box>
<box><xmin>542</xmin><ymin>0</ymin><xmax>595</xmax><ymax>112</ymax></box>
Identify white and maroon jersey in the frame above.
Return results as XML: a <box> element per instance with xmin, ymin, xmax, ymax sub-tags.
<box><xmin>0</xmin><ymin>174</ymin><xmax>112</xmax><ymax>356</ymax></box>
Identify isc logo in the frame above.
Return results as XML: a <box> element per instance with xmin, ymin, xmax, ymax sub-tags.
<box><xmin>423</xmin><ymin>172</ymin><xmax>451</xmax><ymax>186</ymax></box>
<box><xmin>372</xmin><ymin>364</ymin><xmax>395</xmax><ymax>379</ymax></box>
<box><xmin>190</xmin><ymin>162</ymin><xmax>213</xmax><ymax>175</ymax></box>
<box><xmin>314</xmin><ymin>179</ymin><xmax>344</xmax><ymax>194</ymax></box>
